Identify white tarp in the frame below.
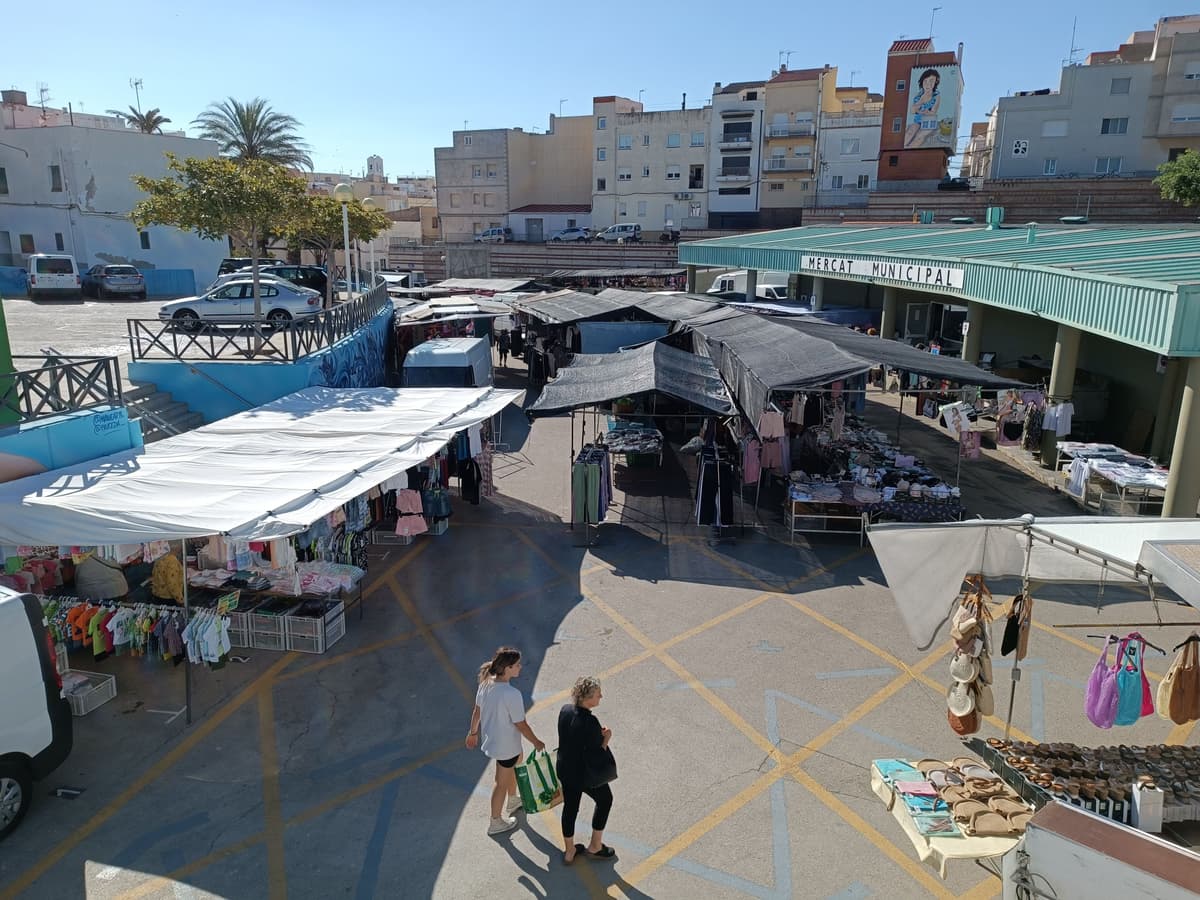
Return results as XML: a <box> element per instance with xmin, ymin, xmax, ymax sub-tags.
<box><xmin>867</xmin><ymin>516</ymin><xmax>1200</xmax><ymax>649</ymax></box>
<box><xmin>0</xmin><ymin>386</ymin><xmax>519</xmax><ymax>546</ymax></box>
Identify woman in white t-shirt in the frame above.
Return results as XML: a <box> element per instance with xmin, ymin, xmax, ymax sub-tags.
<box><xmin>465</xmin><ymin>646</ymin><xmax>545</xmax><ymax>835</ymax></box>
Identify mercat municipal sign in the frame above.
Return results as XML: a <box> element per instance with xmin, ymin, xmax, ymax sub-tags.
<box><xmin>803</xmin><ymin>254</ymin><xmax>964</xmax><ymax>290</ymax></box>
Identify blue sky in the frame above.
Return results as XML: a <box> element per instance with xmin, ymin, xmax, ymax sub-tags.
<box><xmin>8</xmin><ymin>1</ymin><xmax>1176</xmax><ymax>178</ymax></box>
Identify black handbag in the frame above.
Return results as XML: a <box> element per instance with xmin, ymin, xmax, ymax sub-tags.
<box><xmin>584</xmin><ymin>747</ymin><xmax>618</xmax><ymax>789</ymax></box>
<box><xmin>1001</xmin><ymin>594</ymin><xmax>1024</xmax><ymax>657</ymax></box>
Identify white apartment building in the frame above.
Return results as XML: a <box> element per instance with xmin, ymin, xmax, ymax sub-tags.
<box><xmin>591</xmin><ymin>96</ymin><xmax>711</xmax><ymax>232</ymax></box>
<box><xmin>707</xmin><ymin>82</ymin><xmax>765</xmax><ymax>228</ymax></box>
<box><xmin>816</xmin><ymin>96</ymin><xmax>883</xmax><ymax>207</ymax></box>
<box><xmin>2</xmin><ymin>88</ymin><xmax>185</xmax><ymax>135</ymax></box>
<box><xmin>989</xmin><ymin>16</ymin><xmax>1200</xmax><ymax>179</ymax></box>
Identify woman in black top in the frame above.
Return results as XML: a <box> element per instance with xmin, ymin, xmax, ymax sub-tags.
<box><xmin>557</xmin><ymin>676</ymin><xmax>616</xmax><ymax>864</ymax></box>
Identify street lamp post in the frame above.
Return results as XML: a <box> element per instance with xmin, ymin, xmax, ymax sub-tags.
<box><xmin>333</xmin><ymin>182</ymin><xmax>354</xmax><ymax>301</ymax></box>
<box><xmin>361</xmin><ymin>197</ymin><xmax>379</xmax><ymax>286</ymax></box>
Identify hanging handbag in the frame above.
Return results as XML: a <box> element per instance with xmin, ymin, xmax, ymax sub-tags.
<box><xmin>973</xmin><ymin>679</ymin><xmax>995</xmax><ymax>717</ymax></box>
<box><xmin>1157</xmin><ymin>643</ymin><xmax>1187</xmax><ymax>721</ymax></box>
<box><xmin>1085</xmin><ymin>638</ymin><xmax>1124</xmax><ymax>729</ymax></box>
<box><xmin>947</xmin><ymin>706</ymin><xmax>980</xmax><ymax>735</ymax></box>
<box><xmin>1169</xmin><ymin>640</ymin><xmax>1200</xmax><ymax>726</ymax></box>
<box><xmin>1114</xmin><ymin>640</ymin><xmax>1145</xmax><ymax>726</ymax></box>
<box><xmin>1001</xmin><ymin>594</ymin><xmax>1023</xmax><ymax>657</ymax></box>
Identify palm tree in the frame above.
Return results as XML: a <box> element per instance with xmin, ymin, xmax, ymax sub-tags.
<box><xmin>191</xmin><ymin>97</ymin><xmax>313</xmax><ymax>170</ymax></box>
<box><xmin>106</xmin><ymin>106</ymin><xmax>172</xmax><ymax>134</ymax></box>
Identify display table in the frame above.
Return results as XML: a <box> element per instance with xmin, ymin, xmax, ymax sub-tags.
<box><xmin>1058</xmin><ymin>441</ymin><xmax>1168</xmax><ymax>514</ymax></box>
<box><xmin>870</xmin><ymin>762</ymin><xmax>1020</xmax><ymax>879</ymax></box>
<box><xmin>787</xmin><ymin>498</ymin><xmax>867</xmax><ymax>545</ymax></box>
<box><xmin>604</xmin><ymin>421</ymin><xmax>664</xmax><ymax>467</ymax></box>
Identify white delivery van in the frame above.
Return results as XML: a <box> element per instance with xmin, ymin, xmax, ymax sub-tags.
<box><xmin>0</xmin><ymin>586</ymin><xmax>72</xmax><ymax>839</ymax></box>
<box><xmin>27</xmin><ymin>254</ymin><xmax>82</xmax><ymax>300</ymax></box>
<box><xmin>706</xmin><ymin>270</ymin><xmax>789</xmax><ymax>300</ymax></box>
<box><xmin>402</xmin><ymin>337</ymin><xmax>494</xmax><ymax>388</ymax></box>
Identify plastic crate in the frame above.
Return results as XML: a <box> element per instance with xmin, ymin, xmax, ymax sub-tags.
<box><xmin>251</xmin><ymin>630</ymin><xmax>287</xmax><ymax>651</ymax></box>
<box><xmin>429</xmin><ymin>519</ymin><xmax>449</xmax><ymax>536</ymax></box>
<box><xmin>227</xmin><ymin>601</ymin><xmax>262</xmax><ymax>635</ymax></box>
<box><xmin>285</xmin><ymin>600</ymin><xmax>344</xmax><ymax>640</ymax></box>
<box><xmin>249</xmin><ymin>599</ymin><xmax>298</xmax><ymax>636</ymax></box>
<box><xmin>63</xmin><ymin>671</ymin><xmax>116</xmax><ymax>716</ymax></box>
<box><xmin>371</xmin><ymin>524</ymin><xmax>412</xmax><ymax>545</ymax></box>
<box><xmin>228</xmin><ymin>625</ymin><xmax>251</xmax><ymax>648</ymax></box>
<box><xmin>286</xmin><ymin>610</ymin><xmax>346</xmax><ymax>654</ymax></box>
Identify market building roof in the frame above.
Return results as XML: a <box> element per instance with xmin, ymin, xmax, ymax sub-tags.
<box><xmin>678</xmin><ymin>224</ymin><xmax>1200</xmax><ymax>356</ymax></box>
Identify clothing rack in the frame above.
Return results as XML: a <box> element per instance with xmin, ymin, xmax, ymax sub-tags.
<box><xmin>1085</xmin><ymin>633</ymin><xmax>1168</xmax><ymax>655</ymax></box>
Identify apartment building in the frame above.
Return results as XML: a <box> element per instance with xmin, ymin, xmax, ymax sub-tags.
<box><xmin>591</xmin><ymin>96</ymin><xmax>711</xmax><ymax>233</ymax></box>
<box><xmin>1</xmin><ymin>88</ymin><xmax>185</xmax><ymax>135</ymax></box>
<box><xmin>961</xmin><ymin>121</ymin><xmax>992</xmax><ymax>178</ymax></box>
<box><xmin>434</xmin><ymin>116</ymin><xmax>592</xmax><ymax>242</ymax></box>
<box><xmin>876</xmin><ymin>38</ymin><xmax>963</xmax><ymax>189</ymax></box>
<box><xmin>707</xmin><ymin>82</ymin><xmax>765</xmax><ymax>229</ymax></box>
<box><xmin>816</xmin><ymin>87</ymin><xmax>884</xmax><ymax>206</ymax></box>
<box><xmin>987</xmin><ymin>16</ymin><xmax>1200</xmax><ymax>179</ymax></box>
<box><xmin>756</xmin><ymin>66</ymin><xmax>839</xmax><ymax>222</ymax></box>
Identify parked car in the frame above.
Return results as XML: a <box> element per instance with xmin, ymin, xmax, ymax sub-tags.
<box><xmin>0</xmin><ymin>586</ymin><xmax>72</xmax><ymax>840</ymax></box>
<box><xmin>593</xmin><ymin>224</ymin><xmax>642</xmax><ymax>243</ymax></box>
<box><xmin>26</xmin><ymin>254</ymin><xmax>81</xmax><ymax>300</ymax></box>
<box><xmin>81</xmin><ymin>264</ymin><xmax>146</xmax><ymax>300</ymax></box>
<box><xmin>937</xmin><ymin>177</ymin><xmax>970</xmax><ymax>192</ymax></box>
<box><xmin>217</xmin><ymin>257</ymin><xmax>283</xmax><ymax>276</ymax></box>
<box><xmin>158</xmin><ymin>279</ymin><xmax>322</xmax><ymax>331</ymax></box>
<box><xmin>238</xmin><ymin>264</ymin><xmax>328</xmax><ymax>296</ymax></box>
<box><xmin>475</xmin><ymin>227</ymin><xmax>513</xmax><ymax>244</ymax></box>
<box><xmin>549</xmin><ymin>227</ymin><xmax>591</xmax><ymax>243</ymax></box>
<box><xmin>206</xmin><ymin>272</ymin><xmax>294</xmax><ymax>293</ymax></box>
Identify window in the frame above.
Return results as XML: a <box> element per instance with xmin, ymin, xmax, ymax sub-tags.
<box><xmin>664</xmin><ymin>204</ymin><xmax>674</xmax><ymax>222</ymax></box>
<box><xmin>450</xmin><ymin>193</ymin><xmax>461</xmax><ymax>208</ymax></box>
<box><xmin>617</xmin><ymin>202</ymin><xmax>627</xmax><ymax>216</ymax></box>
<box><xmin>689</xmin><ymin>201</ymin><xmax>702</xmax><ymax>218</ymax></box>
<box><xmin>831</xmin><ymin>175</ymin><xmax>844</xmax><ymax>189</ymax></box>
<box><xmin>800</xmin><ymin>180</ymin><xmax>810</xmax><ymax>191</ymax></box>
<box><xmin>691</xmin><ymin>131</ymin><xmax>705</xmax><ymax>147</ymax></box>
<box><xmin>618</xmin><ymin>134</ymin><xmax>632</xmax><ymax>150</ymax></box>
<box><xmin>597</xmin><ymin>147</ymin><xmax>607</xmax><ymax>161</ymax></box>
<box><xmin>637</xmin><ymin>201</ymin><xmax>647</xmax><ymax>217</ymax></box>
<box><xmin>566</xmin><ymin>218</ymin><xmax>576</xmax><ymax>227</ymax></box>
<box><xmin>473</xmin><ymin>223</ymin><xmax>483</xmax><ymax>234</ymax></box>
<box><xmin>891</xmin><ymin>117</ymin><xmax>902</xmax><ymax>133</ymax></box>
<box><xmin>487</xmin><ymin>166</ymin><xmax>497</xmax><ymax>178</ymax></box>
<box><xmin>1186</xmin><ymin>62</ymin><xmax>1200</xmax><ymax>79</ymax></box>
<box><xmin>49</xmin><ymin>165</ymin><xmax>63</xmax><ymax>192</ymax></box>
<box><xmin>464</xmin><ymin>135</ymin><xmax>473</xmax><ymax>146</ymax></box>
<box><xmin>597</xmin><ymin>116</ymin><xmax>607</xmax><ymax>130</ymax></box>
<box><xmin>857</xmin><ymin>174</ymin><xmax>870</xmax><ymax>189</ymax></box>
<box><xmin>840</xmin><ymin>138</ymin><xmax>860</xmax><ymax>155</ymax></box>
<box><xmin>1170</xmin><ymin>148</ymin><xmax>1189</xmax><ymax>161</ymax></box>
<box><xmin>794</xmin><ymin>145</ymin><xmax>812</xmax><ymax>157</ymax></box>
<box><xmin>1171</xmin><ymin>103</ymin><xmax>1200</xmax><ymax>122</ymax></box>
<box><xmin>667</xmin><ymin>133</ymin><xmax>681</xmax><ymax>148</ymax></box>
<box><xmin>643</xmin><ymin>134</ymin><xmax>651</xmax><ymax>146</ymax></box>
<box><xmin>139</xmin><ymin>230</ymin><xmax>151</xmax><ymax>249</ymax></box>
<box><xmin>888</xmin><ymin>155</ymin><xmax>899</xmax><ymax>167</ymax></box>
<box><xmin>54</xmin><ymin>232</ymin><xmax>65</xmax><ymax>251</ymax></box>
<box><xmin>1100</xmin><ymin>117</ymin><xmax>1128</xmax><ymax>135</ymax></box>
<box><xmin>895</xmin><ymin>79</ymin><xmax>906</xmax><ymax>92</ymax></box>
<box><xmin>596</xmin><ymin>178</ymin><xmax>606</xmax><ymax>191</ymax></box>
<box><xmin>1041</xmin><ymin>120</ymin><xmax>1069</xmax><ymax>137</ymax></box>
<box><xmin>473</xmin><ymin>192</ymin><xmax>481</xmax><ymax>205</ymax></box>
<box><xmin>718</xmin><ymin>187</ymin><xmax>751</xmax><ymax>195</ymax></box>
<box><xmin>768</xmin><ymin>182</ymin><xmax>785</xmax><ymax>191</ymax></box>
<box><xmin>1095</xmin><ymin>156</ymin><xmax>1123</xmax><ymax>174</ymax></box>
<box><xmin>1011</xmin><ymin>139</ymin><xmax>1029</xmax><ymax>157</ymax></box>
<box><xmin>431</xmin><ymin>217</ymin><xmax>440</xmax><ymax>229</ymax></box>
<box><xmin>689</xmin><ymin>164</ymin><xmax>704</xmax><ymax>189</ymax></box>
<box><xmin>483</xmin><ymin>193</ymin><xmax>495</xmax><ymax>207</ymax></box>
<box><xmin>472</xmin><ymin>165</ymin><xmax>482</xmax><ymax>178</ymax></box>
<box><xmin>1043</xmin><ymin>158</ymin><xmax>1057</xmax><ymax>175</ymax></box>
<box><xmin>1110</xmin><ymin>77</ymin><xmax>1131</xmax><ymax>95</ymax></box>
<box><xmin>642</xmin><ymin>166</ymin><xmax>651</xmax><ymax>178</ymax></box>
<box><xmin>617</xmin><ymin>167</ymin><xmax>632</xmax><ymax>181</ymax></box>
<box><xmin>0</xmin><ymin>167</ymin><xmax>7</xmax><ymax>195</ymax></box>
<box><xmin>666</xmin><ymin>165</ymin><xmax>681</xmax><ymax>180</ymax></box>
<box><xmin>745</xmin><ymin>91</ymin><xmax>758</xmax><ymax>101</ymax></box>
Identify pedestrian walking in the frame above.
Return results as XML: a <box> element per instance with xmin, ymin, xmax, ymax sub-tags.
<box><xmin>557</xmin><ymin>676</ymin><xmax>617</xmax><ymax>864</ymax></box>
<box><xmin>498</xmin><ymin>330</ymin><xmax>511</xmax><ymax>367</ymax></box>
<box><xmin>465</xmin><ymin>646</ymin><xmax>545</xmax><ymax>835</ymax></box>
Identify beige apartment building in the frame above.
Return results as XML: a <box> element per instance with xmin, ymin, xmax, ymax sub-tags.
<box><xmin>758</xmin><ymin>66</ymin><xmax>840</xmax><ymax>216</ymax></box>
<box><xmin>434</xmin><ymin>116</ymin><xmax>592</xmax><ymax>242</ymax></box>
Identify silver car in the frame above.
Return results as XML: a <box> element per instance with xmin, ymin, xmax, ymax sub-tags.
<box><xmin>158</xmin><ymin>279</ymin><xmax>322</xmax><ymax>330</ymax></box>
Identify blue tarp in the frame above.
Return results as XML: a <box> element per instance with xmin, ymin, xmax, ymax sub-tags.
<box><xmin>578</xmin><ymin>321</ymin><xmax>669</xmax><ymax>354</ymax></box>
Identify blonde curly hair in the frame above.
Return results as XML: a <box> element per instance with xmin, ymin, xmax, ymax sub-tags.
<box><xmin>571</xmin><ymin>675</ymin><xmax>602</xmax><ymax>704</ymax></box>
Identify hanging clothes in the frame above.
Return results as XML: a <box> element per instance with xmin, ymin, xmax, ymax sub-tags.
<box><xmin>572</xmin><ymin>446</ymin><xmax>611</xmax><ymax>525</ymax></box>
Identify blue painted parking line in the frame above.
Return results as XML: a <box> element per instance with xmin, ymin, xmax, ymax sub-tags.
<box><xmin>765</xmin><ymin>690</ymin><xmax>926</xmax><ymax>759</ymax></box>
<box><xmin>111</xmin><ymin>811</ymin><xmax>210</xmax><ymax>869</ymax></box>
<box><xmin>827</xmin><ymin>881</ymin><xmax>871</xmax><ymax>899</ymax></box>
<box><xmin>814</xmin><ymin>667</ymin><xmax>896</xmax><ymax>680</ymax></box>
<box><xmin>355</xmin><ymin>781</ymin><xmax>401</xmax><ymax>900</ymax></box>
<box><xmin>656</xmin><ymin>678</ymin><xmax>737</xmax><ymax>692</ymax></box>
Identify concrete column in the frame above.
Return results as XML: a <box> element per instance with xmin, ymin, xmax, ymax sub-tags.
<box><xmin>1151</xmin><ymin>358</ymin><xmax>1182</xmax><ymax>461</ymax></box>
<box><xmin>961</xmin><ymin>301</ymin><xmax>985</xmax><ymax>363</ymax></box>
<box><xmin>880</xmin><ymin>286</ymin><xmax>898</xmax><ymax>340</ymax></box>
<box><xmin>745</xmin><ymin>268</ymin><xmax>758</xmax><ymax>304</ymax></box>
<box><xmin>1163</xmin><ymin>357</ymin><xmax>1200</xmax><ymax>518</ymax></box>
<box><xmin>811</xmin><ymin>276</ymin><xmax>825</xmax><ymax>311</ymax></box>
<box><xmin>1040</xmin><ymin>323</ymin><xmax>1081</xmax><ymax>466</ymax></box>
<box><xmin>686</xmin><ymin>264</ymin><xmax>697</xmax><ymax>295</ymax></box>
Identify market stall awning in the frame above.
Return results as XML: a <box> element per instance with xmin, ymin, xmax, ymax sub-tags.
<box><xmin>394</xmin><ymin>296</ymin><xmax>512</xmax><ymax>326</ymax></box>
<box><xmin>433</xmin><ymin>278</ymin><xmax>538</xmax><ymax>293</ymax></box>
<box><xmin>0</xmin><ymin>386</ymin><xmax>520</xmax><ymax>546</ymax></box>
<box><xmin>867</xmin><ymin>516</ymin><xmax>1200</xmax><ymax>648</ymax></box>
<box><xmin>546</xmin><ymin>267</ymin><xmax>686</xmax><ymax>278</ymax></box>
<box><xmin>527</xmin><ymin>342</ymin><xmax>735</xmax><ymax>417</ymax></box>
<box><xmin>509</xmin><ymin>289</ymin><xmax>645</xmax><ymax>325</ymax></box>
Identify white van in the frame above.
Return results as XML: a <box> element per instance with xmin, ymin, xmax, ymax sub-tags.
<box><xmin>27</xmin><ymin>254</ymin><xmax>82</xmax><ymax>300</ymax></box>
<box><xmin>0</xmin><ymin>587</ymin><xmax>72</xmax><ymax>839</ymax></box>
<box><xmin>402</xmin><ymin>337</ymin><xmax>494</xmax><ymax>388</ymax></box>
<box><xmin>706</xmin><ymin>270</ymin><xmax>789</xmax><ymax>300</ymax></box>
<box><xmin>593</xmin><ymin>223</ymin><xmax>642</xmax><ymax>243</ymax></box>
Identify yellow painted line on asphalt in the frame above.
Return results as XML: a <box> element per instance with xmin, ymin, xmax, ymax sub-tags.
<box><xmin>956</xmin><ymin>877</ymin><xmax>1002</xmax><ymax>900</ymax></box>
<box><xmin>258</xmin><ymin>689</ymin><xmax>288</xmax><ymax>900</ymax></box>
<box><xmin>390</xmin><ymin>576</ymin><xmax>475</xmax><ymax>703</ymax></box>
<box><xmin>537</xmin><ymin>808</ymin><xmax>607</xmax><ymax>899</ymax></box>
<box><xmin>1</xmin><ymin>651</ymin><xmax>297</xmax><ymax>900</ymax></box>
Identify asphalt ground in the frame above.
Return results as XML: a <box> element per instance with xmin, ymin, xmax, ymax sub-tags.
<box><xmin>1</xmin><ymin>345</ymin><xmax>1199</xmax><ymax>899</ymax></box>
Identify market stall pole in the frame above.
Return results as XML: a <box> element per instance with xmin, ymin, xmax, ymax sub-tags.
<box><xmin>181</xmin><ymin>539</ymin><xmax>192</xmax><ymax>726</ymax></box>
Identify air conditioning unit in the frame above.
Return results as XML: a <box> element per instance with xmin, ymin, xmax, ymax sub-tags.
<box><xmin>674</xmin><ymin>192</ymin><xmax>692</xmax><ymax>200</ymax></box>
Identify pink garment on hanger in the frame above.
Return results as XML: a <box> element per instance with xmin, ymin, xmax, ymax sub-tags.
<box><xmin>760</xmin><ymin>439</ymin><xmax>783</xmax><ymax>470</ymax></box>
<box><xmin>743</xmin><ymin>440</ymin><xmax>761</xmax><ymax>484</ymax></box>
<box><xmin>757</xmin><ymin>411</ymin><xmax>785</xmax><ymax>439</ymax></box>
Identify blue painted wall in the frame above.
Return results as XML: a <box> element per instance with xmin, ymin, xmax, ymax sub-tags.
<box><xmin>0</xmin><ymin>406</ymin><xmax>144</xmax><ymax>483</ymax></box>
<box><xmin>0</xmin><ymin>267</ymin><xmax>28</xmax><ymax>297</ymax></box>
<box><xmin>0</xmin><ymin>266</ymin><xmax>195</xmax><ymax>298</ymax></box>
<box><xmin>128</xmin><ymin>305</ymin><xmax>393</xmax><ymax>422</ymax></box>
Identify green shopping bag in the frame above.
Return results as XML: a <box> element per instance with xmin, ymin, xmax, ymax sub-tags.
<box><xmin>515</xmin><ymin>750</ymin><xmax>562</xmax><ymax>814</ymax></box>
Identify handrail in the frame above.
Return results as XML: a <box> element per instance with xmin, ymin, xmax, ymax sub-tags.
<box><xmin>1</xmin><ymin>355</ymin><xmax>124</xmax><ymax>423</ymax></box>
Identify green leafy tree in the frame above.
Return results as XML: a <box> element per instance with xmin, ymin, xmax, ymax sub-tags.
<box><xmin>286</xmin><ymin>194</ymin><xmax>390</xmax><ymax>307</ymax></box>
<box><xmin>191</xmin><ymin>97</ymin><xmax>314</xmax><ymax>170</ymax></box>
<box><xmin>107</xmin><ymin>106</ymin><xmax>172</xmax><ymax>134</ymax></box>
<box><xmin>131</xmin><ymin>154</ymin><xmax>307</xmax><ymax>320</ymax></box>
<box><xmin>1154</xmin><ymin>150</ymin><xmax>1200</xmax><ymax>207</ymax></box>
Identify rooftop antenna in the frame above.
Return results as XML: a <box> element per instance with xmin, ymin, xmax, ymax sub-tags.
<box><xmin>559</xmin><ymin>99</ymin><xmax>567</xmax><ymax>117</ymax></box>
<box><xmin>129</xmin><ymin>77</ymin><xmax>143</xmax><ymax>114</ymax></box>
<box><xmin>928</xmin><ymin>6</ymin><xmax>942</xmax><ymax>39</ymax></box>
<box><xmin>849</xmin><ymin>69</ymin><xmax>861</xmax><ymax>87</ymax></box>
<box><xmin>779</xmin><ymin>49</ymin><xmax>797</xmax><ymax>69</ymax></box>
<box><xmin>638</xmin><ymin>88</ymin><xmax>645</xmax><ymax>105</ymax></box>
<box><xmin>37</xmin><ymin>83</ymin><xmax>51</xmax><ymax>113</ymax></box>
<box><xmin>1064</xmin><ymin>17</ymin><xmax>1084</xmax><ymax>66</ymax></box>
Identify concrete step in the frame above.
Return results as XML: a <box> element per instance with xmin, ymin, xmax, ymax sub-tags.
<box><xmin>124</xmin><ymin>380</ymin><xmax>206</xmax><ymax>443</ymax></box>
<box><xmin>124</xmin><ymin>383</ymin><xmax>162</xmax><ymax>404</ymax></box>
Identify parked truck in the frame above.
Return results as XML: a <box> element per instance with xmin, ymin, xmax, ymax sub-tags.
<box><xmin>705</xmin><ymin>270</ymin><xmax>790</xmax><ymax>301</ymax></box>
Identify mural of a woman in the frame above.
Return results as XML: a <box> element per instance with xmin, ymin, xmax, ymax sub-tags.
<box><xmin>905</xmin><ymin>68</ymin><xmax>942</xmax><ymax>149</ymax></box>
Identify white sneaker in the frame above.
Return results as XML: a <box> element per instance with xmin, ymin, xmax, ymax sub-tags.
<box><xmin>487</xmin><ymin>816</ymin><xmax>518</xmax><ymax>835</ymax></box>
<box><xmin>506</xmin><ymin>796</ymin><xmax>525</xmax><ymax>816</ymax></box>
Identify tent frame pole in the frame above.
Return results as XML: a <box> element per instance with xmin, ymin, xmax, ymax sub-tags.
<box><xmin>181</xmin><ymin>538</ymin><xmax>192</xmax><ymax>726</ymax></box>
<box><xmin>1004</xmin><ymin>527</ymin><xmax>1034</xmax><ymax>741</ymax></box>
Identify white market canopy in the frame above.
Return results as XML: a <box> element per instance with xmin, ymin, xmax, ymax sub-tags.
<box><xmin>0</xmin><ymin>386</ymin><xmax>519</xmax><ymax>546</ymax></box>
<box><xmin>868</xmin><ymin>516</ymin><xmax>1200</xmax><ymax>649</ymax></box>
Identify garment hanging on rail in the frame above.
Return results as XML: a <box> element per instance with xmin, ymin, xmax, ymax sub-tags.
<box><xmin>695</xmin><ymin>448</ymin><xmax>734</xmax><ymax>527</ymax></box>
<box><xmin>572</xmin><ymin>445</ymin><xmax>611</xmax><ymax>525</ymax></box>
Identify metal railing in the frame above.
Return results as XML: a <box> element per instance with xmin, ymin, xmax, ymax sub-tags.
<box><xmin>718</xmin><ymin>167</ymin><xmax>751</xmax><ymax>178</ymax></box>
<box><xmin>820</xmin><ymin>112</ymin><xmax>883</xmax><ymax>127</ymax></box>
<box><xmin>763</xmin><ymin>158</ymin><xmax>814</xmax><ymax>172</ymax></box>
<box><xmin>767</xmin><ymin>122</ymin><xmax>815</xmax><ymax>137</ymax></box>
<box><xmin>127</xmin><ymin>285</ymin><xmax>391</xmax><ymax>362</ymax></box>
<box><xmin>1</xmin><ymin>355</ymin><xmax>124</xmax><ymax>422</ymax></box>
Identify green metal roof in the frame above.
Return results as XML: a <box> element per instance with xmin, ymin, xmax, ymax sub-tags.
<box><xmin>679</xmin><ymin>225</ymin><xmax>1200</xmax><ymax>356</ymax></box>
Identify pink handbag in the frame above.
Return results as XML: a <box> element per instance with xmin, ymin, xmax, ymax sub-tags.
<box><xmin>1085</xmin><ymin>638</ymin><xmax>1125</xmax><ymax>729</ymax></box>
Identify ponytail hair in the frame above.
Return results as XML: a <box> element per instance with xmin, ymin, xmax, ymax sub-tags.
<box><xmin>478</xmin><ymin>646</ymin><xmax>521</xmax><ymax>684</ymax></box>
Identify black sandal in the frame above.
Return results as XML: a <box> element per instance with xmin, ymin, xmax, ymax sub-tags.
<box><xmin>584</xmin><ymin>844</ymin><xmax>616</xmax><ymax>860</ymax></box>
<box><xmin>564</xmin><ymin>843</ymin><xmax>586</xmax><ymax>865</ymax></box>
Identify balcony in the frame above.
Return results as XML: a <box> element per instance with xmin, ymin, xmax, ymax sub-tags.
<box><xmin>820</xmin><ymin>111</ymin><xmax>883</xmax><ymax>128</ymax></box>
<box><xmin>763</xmin><ymin>157</ymin><xmax>814</xmax><ymax>172</ymax></box>
<box><xmin>717</xmin><ymin>167</ymin><xmax>751</xmax><ymax>181</ymax></box>
<box><xmin>718</xmin><ymin>136</ymin><xmax>754</xmax><ymax>149</ymax></box>
<box><xmin>767</xmin><ymin>122</ymin><xmax>815</xmax><ymax>138</ymax></box>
